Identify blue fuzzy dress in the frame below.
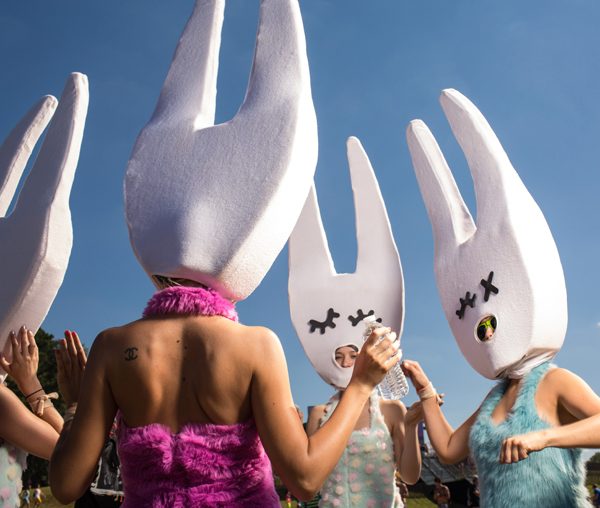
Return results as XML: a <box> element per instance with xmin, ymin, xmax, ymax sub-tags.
<box><xmin>469</xmin><ymin>362</ymin><xmax>590</xmax><ymax>507</ymax></box>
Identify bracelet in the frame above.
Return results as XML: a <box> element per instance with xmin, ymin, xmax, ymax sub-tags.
<box><xmin>63</xmin><ymin>403</ymin><xmax>77</xmax><ymax>425</ymax></box>
<box><xmin>28</xmin><ymin>392</ymin><xmax>59</xmax><ymax>417</ymax></box>
<box><xmin>417</xmin><ymin>382</ymin><xmax>437</xmax><ymax>401</ymax></box>
<box><xmin>24</xmin><ymin>387</ymin><xmax>44</xmax><ymax>400</ymax></box>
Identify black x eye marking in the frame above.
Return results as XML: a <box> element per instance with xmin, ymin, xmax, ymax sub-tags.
<box><xmin>348</xmin><ymin>309</ymin><xmax>383</xmax><ymax>327</ymax></box>
<box><xmin>309</xmin><ymin>308</ymin><xmax>340</xmax><ymax>334</ymax></box>
<box><xmin>456</xmin><ymin>292</ymin><xmax>476</xmax><ymax>319</ymax></box>
<box><xmin>480</xmin><ymin>271</ymin><xmax>499</xmax><ymax>302</ymax></box>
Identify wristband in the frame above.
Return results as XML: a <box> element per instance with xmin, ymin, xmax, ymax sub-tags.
<box><xmin>28</xmin><ymin>392</ymin><xmax>59</xmax><ymax>416</ymax></box>
<box><xmin>24</xmin><ymin>387</ymin><xmax>44</xmax><ymax>399</ymax></box>
<box><xmin>417</xmin><ymin>382</ymin><xmax>437</xmax><ymax>401</ymax></box>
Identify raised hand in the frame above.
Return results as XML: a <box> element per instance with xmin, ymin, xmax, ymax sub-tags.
<box><xmin>125</xmin><ymin>0</ymin><xmax>317</xmax><ymax>300</ymax></box>
<box><xmin>0</xmin><ymin>326</ymin><xmax>41</xmax><ymax>395</ymax></box>
<box><xmin>350</xmin><ymin>326</ymin><xmax>399</xmax><ymax>392</ymax></box>
<box><xmin>0</xmin><ymin>74</ymin><xmax>89</xmax><ymax>362</ymax></box>
<box><xmin>55</xmin><ymin>330</ymin><xmax>87</xmax><ymax>406</ymax></box>
<box><xmin>500</xmin><ymin>430</ymin><xmax>548</xmax><ymax>464</ymax></box>
<box><xmin>406</xmin><ymin>89</ymin><xmax>566</xmax><ymax>380</ymax></box>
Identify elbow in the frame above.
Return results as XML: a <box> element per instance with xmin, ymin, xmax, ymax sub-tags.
<box><xmin>49</xmin><ymin>469</ymin><xmax>87</xmax><ymax>505</ymax></box>
<box><xmin>437</xmin><ymin>453</ymin><xmax>457</xmax><ymax>465</ymax></box>
<box><xmin>401</xmin><ymin>472</ymin><xmax>420</xmax><ymax>486</ymax></box>
<box><xmin>50</xmin><ymin>485</ymin><xmax>77</xmax><ymax>506</ymax></box>
<box><xmin>286</xmin><ymin>474</ymin><xmax>321</xmax><ymax>501</ymax></box>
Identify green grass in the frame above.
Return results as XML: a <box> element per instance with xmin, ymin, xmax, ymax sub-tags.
<box><xmin>41</xmin><ymin>487</ymin><xmax>438</xmax><ymax>508</ymax></box>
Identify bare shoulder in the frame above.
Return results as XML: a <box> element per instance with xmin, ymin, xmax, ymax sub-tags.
<box><xmin>380</xmin><ymin>398</ymin><xmax>407</xmax><ymax>419</ymax></box>
<box><xmin>239</xmin><ymin>325</ymin><xmax>284</xmax><ymax>354</ymax></box>
<box><xmin>540</xmin><ymin>367</ymin><xmax>585</xmax><ymax>392</ymax></box>
<box><xmin>541</xmin><ymin>366</ymin><xmax>598</xmax><ymax>399</ymax></box>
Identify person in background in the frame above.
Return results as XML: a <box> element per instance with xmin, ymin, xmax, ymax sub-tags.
<box><xmin>432</xmin><ymin>477</ymin><xmax>450</xmax><ymax>508</ymax></box>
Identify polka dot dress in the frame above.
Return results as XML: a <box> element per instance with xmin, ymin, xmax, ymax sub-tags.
<box><xmin>318</xmin><ymin>393</ymin><xmax>403</xmax><ymax>507</ymax></box>
<box><xmin>0</xmin><ymin>440</ymin><xmax>27</xmax><ymax>507</ymax></box>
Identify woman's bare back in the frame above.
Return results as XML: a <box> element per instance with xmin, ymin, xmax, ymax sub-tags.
<box><xmin>101</xmin><ymin>315</ymin><xmax>266</xmax><ymax>431</ymax></box>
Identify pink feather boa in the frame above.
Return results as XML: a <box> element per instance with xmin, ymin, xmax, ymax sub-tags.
<box><xmin>143</xmin><ymin>286</ymin><xmax>238</xmax><ymax>322</ymax></box>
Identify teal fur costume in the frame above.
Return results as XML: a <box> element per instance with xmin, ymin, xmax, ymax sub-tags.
<box><xmin>470</xmin><ymin>362</ymin><xmax>590</xmax><ymax>507</ymax></box>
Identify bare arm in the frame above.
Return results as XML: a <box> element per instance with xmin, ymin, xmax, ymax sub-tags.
<box><xmin>389</xmin><ymin>401</ymin><xmax>421</xmax><ymax>485</ymax></box>
<box><xmin>0</xmin><ymin>327</ymin><xmax>63</xmax><ymax>433</ymax></box>
<box><xmin>0</xmin><ymin>384</ymin><xmax>58</xmax><ymax>459</ymax></box>
<box><xmin>500</xmin><ymin>368</ymin><xmax>600</xmax><ymax>463</ymax></box>
<box><xmin>305</xmin><ymin>405</ymin><xmax>325</xmax><ymax>437</ymax></box>
<box><xmin>49</xmin><ymin>332</ymin><xmax>117</xmax><ymax>504</ymax></box>
<box><xmin>252</xmin><ymin>328</ymin><xmax>398</xmax><ymax>500</ymax></box>
<box><xmin>402</xmin><ymin>360</ymin><xmax>477</xmax><ymax>464</ymax></box>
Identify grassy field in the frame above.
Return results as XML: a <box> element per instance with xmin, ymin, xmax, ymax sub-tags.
<box><xmin>39</xmin><ymin>487</ymin><xmax>436</xmax><ymax>507</ymax></box>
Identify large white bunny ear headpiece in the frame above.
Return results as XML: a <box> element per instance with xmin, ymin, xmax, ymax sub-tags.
<box><xmin>125</xmin><ymin>0</ymin><xmax>317</xmax><ymax>301</ymax></box>
<box><xmin>407</xmin><ymin>89</ymin><xmax>566</xmax><ymax>380</ymax></box>
<box><xmin>0</xmin><ymin>73</ymin><xmax>89</xmax><ymax>368</ymax></box>
<box><xmin>289</xmin><ymin>137</ymin><xmax>403</xmax><ymax>389</ymax></box>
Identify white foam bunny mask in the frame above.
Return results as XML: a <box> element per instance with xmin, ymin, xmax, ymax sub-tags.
<box><xmin>289</xmin><ymin>137</ymin><xmax>404</xmax><ymax>389</ymax></box>
<box><xmin>0</xmin><ymin>73</ymin><xmax>89</xmax><ymax>373</ymax></box>
<box><xmin>407</xmin><ymin>89</ymin><xmax>566</xmax><ymax>380</ymax></box>
<box><xmin>125</xmin><ymin>0</ymin><xmax>317</xmax><ymax>301</ymax></box>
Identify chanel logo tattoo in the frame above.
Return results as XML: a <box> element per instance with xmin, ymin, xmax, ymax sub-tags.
<box><xmin>124</xmin><ymin>347</ymin><xmax>138</xmax><ymax>361</ymax></box>
<box><xmin>309</xmin><ymin>308</ymin><xmax>340</xmax><ymax>334</ymax></box>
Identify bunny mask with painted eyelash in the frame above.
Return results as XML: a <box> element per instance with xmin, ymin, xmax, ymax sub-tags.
<box><xmin>0</xmin><ymin>74</ymin><xmax>89</xmax><ymax>375</ymax></box>
<box><xmin>125</xmin><ymin>0</ymin><xmax>317</xmax><ymax>301</ymax></box>
<box><xmin>289</xmin><ymin>137</ymin><xmax>404</xmax><ymax>389</ymax></box>
<box><xmin>407</xmin><ymin>89</ymin><xmax>566</xmax><ymax>380</ymax></box>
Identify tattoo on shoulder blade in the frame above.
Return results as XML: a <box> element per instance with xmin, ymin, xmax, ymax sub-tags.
<box><xmin>124</xmin><ymin>347</ymin><xmax>138</xmax><ymax>361</ymax></box>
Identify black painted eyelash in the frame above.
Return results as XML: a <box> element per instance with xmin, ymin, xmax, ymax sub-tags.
<box><xmin>308</xmin><ymin>308</ymin><xmax>340</xmax><ymax>334</ymax></box>
<box><xmin>348</xmin><ymin>309</ymin><xmax>382</xmax><ymax>327</ymax></box>
<box><xmin>455</xmin><ymin>270</ymin><xmax>500</xmax><ymax>319</ymax></box>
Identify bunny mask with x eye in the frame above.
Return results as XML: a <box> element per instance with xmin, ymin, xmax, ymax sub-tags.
<box><xmin>289</xmin><ymin>137</ymin><xmax>404</xmax><ymax>389</ymax></box>
<box><xmin>125</xmin><ymin>0</ymin><xmax>317</xmax><ymax>301</ymax></box>
<box><xmin>407</xmin><ymin>89</ymin><xmax>567</xmax><ymax>380</ymax></box>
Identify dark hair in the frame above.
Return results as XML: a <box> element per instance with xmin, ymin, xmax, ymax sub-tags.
<box><xmin>434</xmin><ymin>477</ymin><xmax>441</xmax><ymax>483</ymax></box>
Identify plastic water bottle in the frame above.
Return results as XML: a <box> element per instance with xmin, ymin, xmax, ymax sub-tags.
<box><xmin>363</xmin><ymin>316</ymin><xmax>409</xmax><ymax>400</ymax></box>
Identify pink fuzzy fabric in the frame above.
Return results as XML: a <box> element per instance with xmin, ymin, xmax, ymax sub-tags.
<box><xmin>143</xmin><ymin>286</ymin><xmax>238</xmax><ymax>322</ymax></box>
<box><xmin>117</xmin><ymin>416</ymin><xmax>280</xmax><ymax>507</ymax></box>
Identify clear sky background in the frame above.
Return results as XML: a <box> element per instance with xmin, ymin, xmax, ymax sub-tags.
<box><xmin>1</xmin><ymin>1</ymin><xmax>599</xmax><ymax>456</ymax></box>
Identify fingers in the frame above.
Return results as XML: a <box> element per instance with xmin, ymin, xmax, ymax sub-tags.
<box><xmin>11</xmin><ymin>329</ymin><xmax>24</xmax><ymax>359</ymax></box>
<box><xmin>58</xmin><ymin>338</ymin><xmax>72</xmax><ymax>372</ymax></box>
<box><xmin>500</xmin><ymin>437</ymin><xmax>529</xmax><ymax>464</ymax></box>
<box><xmin>70</xmin><ymin>330</ymin><xmax>87</xmax><ymax>367</ymax></box>
<box><xmin>65</xmin><ymin>330</ymin><xmax>78</xmax><ymax>358</ymax></box>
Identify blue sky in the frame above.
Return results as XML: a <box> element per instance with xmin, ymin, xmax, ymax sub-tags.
<box><xmin>1</xmin><ymin>1</ymin><xmax>599</xmax><ymax>452</ymax></box>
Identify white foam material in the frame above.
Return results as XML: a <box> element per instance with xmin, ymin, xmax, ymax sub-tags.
<box><xmin>289</xmin><ymin>137</ymin><xmax>404</xmax><ymax>389</ymax></box>
<box><xmin>125</xmin><ymin>0</ymin><xmax>317</xmax><ymax>301</ymax></box>
<box><xmin>407</xmin><ymin>89</ymin><xmax>567</xmax><ymax>380</ymax></box>
<box><xmin>0</xmin><ymin>73</ymin><xmax>89</xmax><ymax>361</ymax></box>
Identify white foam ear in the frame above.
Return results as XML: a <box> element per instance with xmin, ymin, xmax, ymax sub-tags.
<box><xmin>0</xmin><ymin>73</ymin><xmax>88</xmax><ymax>359</ymax></box>
<box><xmin>125</xmin><ymin>0</ymin><xmax>317</xmax><ymax>300</ymax></box>
<box><xmin>289</xmin><ymin>137</ymin><xmax>403</xmax><ymax>388</ymax></box>
<box><xmin>407</xmin><ymin>89</ymin><xmax>566</xmax><ymax>379</ymax></box>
